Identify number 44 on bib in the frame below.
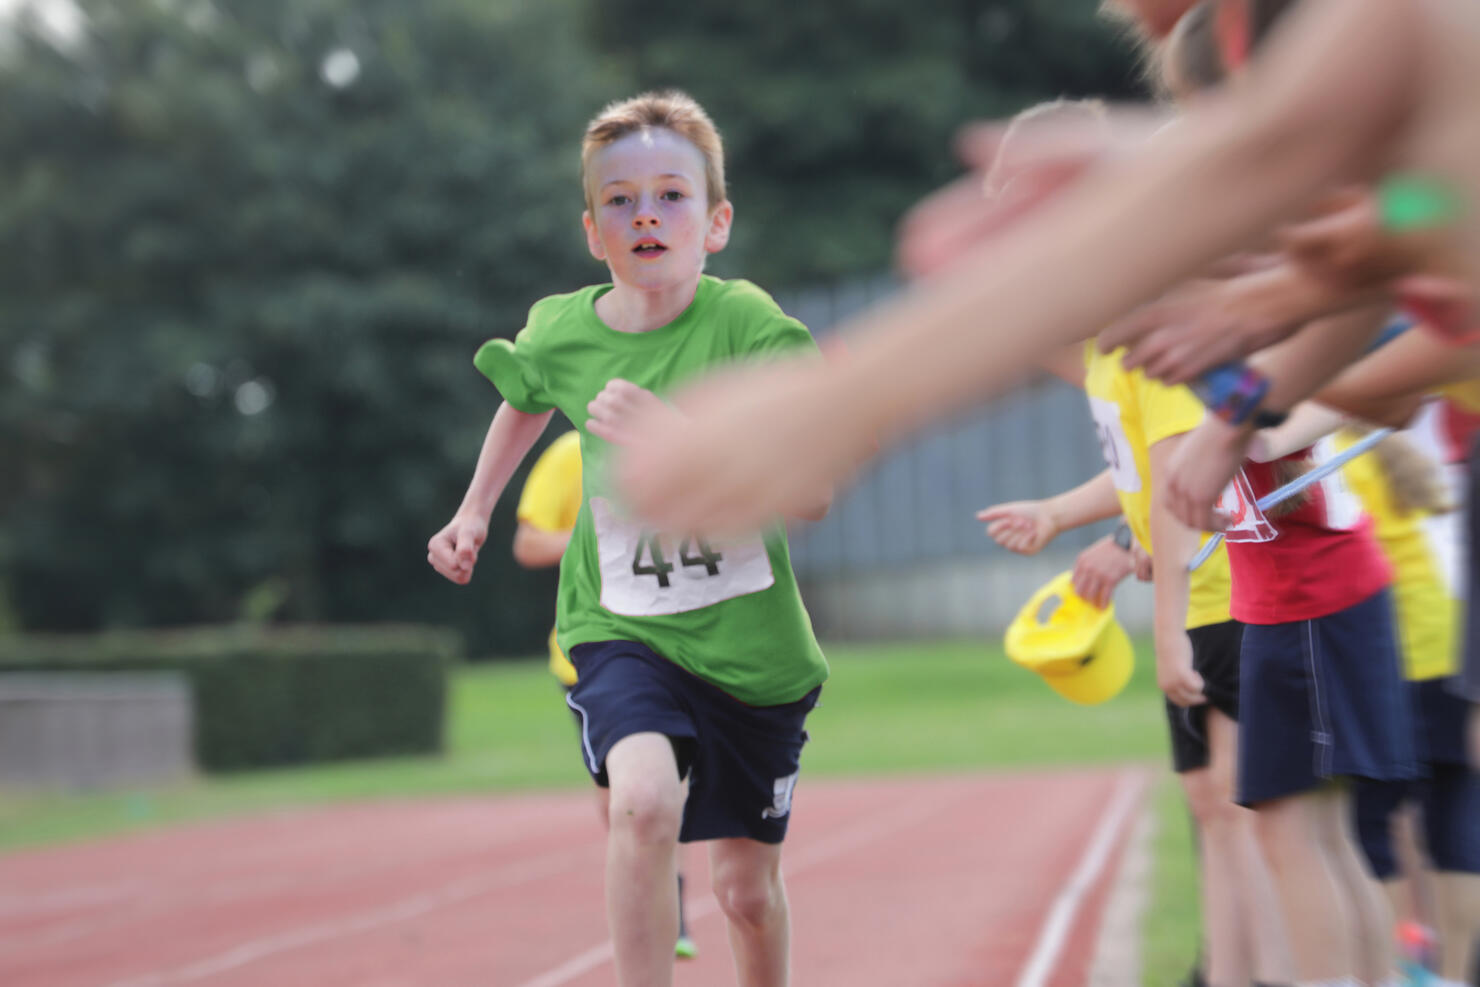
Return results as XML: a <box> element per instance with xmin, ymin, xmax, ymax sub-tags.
<box><xmin>591</xmin><ymin>497</ymin><xmax>776</xmax><ymax>617</ymax></box>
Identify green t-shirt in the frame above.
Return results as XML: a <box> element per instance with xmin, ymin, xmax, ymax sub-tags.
<box><xmin>474</xmin><ymin>275</ymin><xmax>828</xmax><ymax>706</ymax></box>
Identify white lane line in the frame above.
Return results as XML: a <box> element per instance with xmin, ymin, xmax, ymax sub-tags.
<box><xmin>512</xmin><ymin>784</ymin><xmax>971</xmax><ymax>987</ymax></box>
<box><xmin>100</xmin><ymin>844</ymin><xmax>593</xmax><ymax>987</ymax></box>
<box><xmin>1014</xmin><ymin>770</ymin><xmax>1148</xmax><ymax>987</ymax></box>
<box><xmin>1087</xmin><ymin>795</ymin><xmax>1155</xmax><ymax>986</ymax></box>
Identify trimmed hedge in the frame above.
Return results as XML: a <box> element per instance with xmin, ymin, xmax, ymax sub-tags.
<box><xmin>0</xmin><ymin>625</ymin><xmax>458</xmax><ymax>772</ymax></box>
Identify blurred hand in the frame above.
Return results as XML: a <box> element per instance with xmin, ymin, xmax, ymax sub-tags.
<box><xmin>612</xmin><ymin>358</ymin><xmax>873</xmax><ymax>536</ymax></box>
<box><xmin>977</xmin><ymin>499</ymin><xmax>1059</xmax><ymax>555</ymax></box>
<box><xmin>1098</xmin><ymin>270</ymin><xmax>1309</xmax><ymax>385</ymax></box>
<box><xmin>1071</xmin><ymin>534</ymin><xmax>1135</xmax><ymax>609</ymax></box>
<box><xmin>1157</xmin><ymin>630</ymin><xmax>1207</xmax><ymax>707</ymax></box>
<box><xmin>1131</xmin><ymin>541</ymin><xmax>1154</xmax><ymax>582</ymax></box>
<box><xmin>427</xmin><ymin>512</ymin><xmax>487</xmax><ymax>585</ymax></box>
<box><xmin>1163</xmin><ymin>416</ymin><xmax>1253</xmax><ymax>532</ymax></box>
<box><xmin>586</xmin><ymin>378</ymin><xmax>676</xmax><ymax>446</ymax></box>
<box><xmin>897</xmin><ymin>108</ymin><xmax>1161</xmax><ymax>279</ymax></box>
<box><xmin>1396</xmin><ymin>272</ymin><xmax>1478</xmax><ymax>342</ymax></box>
<box><xmin>1278</xmin><ymin>187</ymin><xmax>1397</xmax><ymax>288</ymax></box>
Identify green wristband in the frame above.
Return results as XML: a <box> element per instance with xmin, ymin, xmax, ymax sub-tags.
<box><xmin>1377</xmin><ymin>173</ymin><xmax>1463</xmax><ymax>233</ymax></box>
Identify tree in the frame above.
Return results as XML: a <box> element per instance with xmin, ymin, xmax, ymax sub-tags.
<box><xmin>0</xmin><ymin>0</ymin><xmax>625</xmax><ymax>654</ymax></box>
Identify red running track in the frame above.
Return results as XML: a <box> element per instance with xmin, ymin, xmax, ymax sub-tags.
<box><xmin>0</xmin><ymin>767</ymin><xmax>1148</xmax><ymax>987</ymax></box>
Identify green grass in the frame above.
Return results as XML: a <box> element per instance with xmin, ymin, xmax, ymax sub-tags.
<box><xmin>0</xmin><ymin>638</ymin><xmax>1199</xmax><ymax>981</ymax></box>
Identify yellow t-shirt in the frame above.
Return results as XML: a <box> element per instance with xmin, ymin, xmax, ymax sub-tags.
<box><xmin>1335</xmin><ymin>430</ymin><xmax>1457</xmax><ymax>680</ymax></box>
<box><xmin>1082</xmin><ymin>345</ymin><xmax>1233</xmax><ymax>629</ymax></box>
<box><xmin>515</xmin><ymin>430</ymin><xmax>582</xmax><ymax>686</ymax></box>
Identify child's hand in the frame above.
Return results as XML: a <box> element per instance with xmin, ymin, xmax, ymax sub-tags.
<box><xmin>1070</xmin><ymin>534</ymin><xmax>1135</xmax><ymax>608</ymax></box>
<box><xmin>1131</xmin><ymin>542</ymin><xmax>1154</xmax><ymax>582</ymax></box>
<box><xmin>427</xmin><ymin>513</ymin><xmax>487</xmax><ymax>585</ymax></box>
<box><xmin>586</xmin><ymin>379</ymin><xmax>677</xmax><ymax>446</ymax></box>
<box><xmin>1163</xmin><ymin>417</ymin><xmax>1252</xmax><ymax>532</ymax></box>
<box><xmin>976</xmin><ymin>500</ymin><xmax>1058</xmax><ymax>555</ymax></box>
<box><xmin>1277</xmin><ymin>187</ymin><xmax>1396</xmax><ymax>288</ymax></box>
<box><xmin>1156</xmin><ymin>631</ymin><xmax>1207</xmax><ymax>708</ymax></box>
<box><xmin>1098</xmin><ymin>271</ymin><xmax>1308</xmax><ymax>386</ymax></box>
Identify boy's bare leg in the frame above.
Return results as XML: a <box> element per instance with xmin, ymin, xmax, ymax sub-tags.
<box><xmin>605</xmin><ymin>733</ymin><xmax>686</xmax><ymax>987</ymax></box>
<box><xmin>709</xmin><ymin>837</ymin><xmax>790</xmax><ymax>987</ymax></box>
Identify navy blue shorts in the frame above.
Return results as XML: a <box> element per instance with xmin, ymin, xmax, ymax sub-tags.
<box><xmin>565</xmin><ymin>639</ymin><xmax>820</xmax><ymax>844</ymax></box>
<box><xmin>1167</xmin><ymin>620</ymin><xmax>1243</xmax><ymax>773</ymax></box>
<box><xmin>1236</xmin><ymin>588</ymin><xmax>1419</xmax><ymax>807</ymax></box>
<box><xmin>1353</xmin><ymin>678</ymin><xmax>1480</xmax><ymax>877</ymax></box>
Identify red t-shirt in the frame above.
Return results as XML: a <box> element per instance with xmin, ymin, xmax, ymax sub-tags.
<box><xmin>1224</xmin><ymin>449</ymin><xmax>1392</xmax><ymax>624</ymax></box>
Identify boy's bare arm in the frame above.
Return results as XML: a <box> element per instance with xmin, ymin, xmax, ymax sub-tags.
<box><xmin>428</xmin><ymin>404</ymin><xmax>553</xmax><ymax>585</ymax></box>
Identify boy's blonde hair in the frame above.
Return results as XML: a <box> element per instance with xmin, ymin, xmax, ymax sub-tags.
<box><xmin>581</xmin><ymin>90</ymin><xmax>727</xmax><ymax>214</ymax></box>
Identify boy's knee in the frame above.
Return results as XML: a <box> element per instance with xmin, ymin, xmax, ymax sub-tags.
<box><xmin>712</xmin><ymin>862</ymin><xmax>783</xmax><ymax>929</ymax></box>
<box><xmin>607</xmin><ymin>780</ymin><xmax>684</xmax><ymax>846</ymax></box>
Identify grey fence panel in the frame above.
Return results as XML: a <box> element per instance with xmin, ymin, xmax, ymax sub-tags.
<box><xmin>0</xmin><ymin>673</ymin><xmax>194</xmax><ymax>790</ymax></box>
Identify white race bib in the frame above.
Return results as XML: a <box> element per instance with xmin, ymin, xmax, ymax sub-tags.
<box><xmin>1218</xmin><ymin>470</ymin><xmax>1277</xmax><ymax>543</ymax></box>
<box><xmin>1087</xmin><ymin>395</ymin><xmax>1141</xmax><ymax>492</ymax></box>
<box><xmin>1311</xmin><ymin>437</ymin><xmax>1365</xmax><ymax>531</ymax></box>
<box><xmin>590</xmin><ymin>497</ymin><xmax>775</xmax><ymax>617</ymax></box>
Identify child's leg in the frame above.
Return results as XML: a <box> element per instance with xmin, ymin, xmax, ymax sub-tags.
<box><xmin>1314</xmin><ymin>783</ymin><xmax>1397</xmax><ymax>985</ymax></box>
<box><xmin>1253</xmin><ymin>791</ymin><xmax>1357</xmax><ymax>981</ymax></box>
<box><xmin>1179</xmin><ymin>719</ymin><xmax>1251</xmax><ymax>987</ymax></box>
<box><xmin>709</xmin><ymin>837</ymin><xmax>789</xmax><ymax>987</ymax></box>
<box><xmin>1423</xmin><ymin>760</ymin><xmax>1480</xmax><ymax>982</ymax></box>
<box><xmin>605</xmin><ymin>732</ymin><xmax>686</xmax><ymax>987</ymax></box>
<box><xmin>675</xmin><ymin>842</ymin><xmax>698</xmax><ymax>957</ymax></box>
<box><xmin>1203</xmin><ymin>710</ymin><xmax>1295</xmax><ymax>984</ymax></box>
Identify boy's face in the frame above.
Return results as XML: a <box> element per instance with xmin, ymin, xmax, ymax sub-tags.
<box><xmin>583</xmin><ymin>129</ymin><xmax>732</xmax><ymax>292</ymax></box>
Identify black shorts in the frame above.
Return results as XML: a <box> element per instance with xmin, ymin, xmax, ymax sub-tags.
<box><xmin>565</xmin><ymin>639</ymin><xmax>820</xmax><ymax>844</ymax></box>
<box><xmin>1166</xmin><ymin>620</ymin><xmax>1244</xmax><ymax>774</ymax></box>
<box><xmin>1353</xmin><ymin>677</ymin><xmax>1480</xmax><ymax>879</ymax></box>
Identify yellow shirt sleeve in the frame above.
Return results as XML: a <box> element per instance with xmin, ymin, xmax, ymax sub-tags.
<box><xmin>516</xmin><ymin>430</ymin><xmax>583</xmax><ymax>534</ymax></box>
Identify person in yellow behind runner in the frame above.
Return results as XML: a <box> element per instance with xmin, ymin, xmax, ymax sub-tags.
<box><xmin>513</xmin><ymin>427</ymin><xmax>699</xmax><ymax>961</ymax></box>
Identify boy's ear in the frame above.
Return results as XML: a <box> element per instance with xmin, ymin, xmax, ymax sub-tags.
<box><xmin>705</xmin><ymin>200</ymin><xmax>734</xmax><ymax>254</ymax></box>
<box><xmin>583</xmin><ymin>210</ymin><xmax>606</xmax><ymax>261</ymax></box>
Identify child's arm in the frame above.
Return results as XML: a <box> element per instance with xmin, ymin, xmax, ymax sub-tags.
<box><xmin>428</xmin><ymin>403</ymin><xmax>553</xmax><ymax>585</ymax></box>
<box><xmin>1246</xmin><ymin>401</ymin><xmax>1349</xmax><ymax>462</ymax></box>
<box><xmin>512</xmin><ymin>524</ymin><xmax>571</xmax><ymax>569</ymax></box>
<box><xmin>1315</xmin><ymin>327</ymin><xmax>1480</xmax><ymax>425</ymax></box>
<box><xmin>1102</xmin><ymin>260</ymin><xmax>1387</xmax><ymax>386</ymax></box>
<box><xmin>1148</xmin><ymin>434</ymin><xmax>1207</xmax><ymax>708</ymax></box>
<box><xmin>978</xmin><ymin>469</ymin><xmax>1120</xmax><ymax>555</ymax></box>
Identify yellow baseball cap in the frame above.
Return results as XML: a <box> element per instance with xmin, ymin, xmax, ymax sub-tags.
<box><xmin>1004</xmin><ymin>571</ymin><xmax>1134</xmax><ymax>705</ymax></box>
